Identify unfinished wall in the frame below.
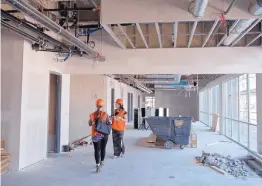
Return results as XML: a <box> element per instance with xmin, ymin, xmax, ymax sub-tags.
<box><xmin>1</xmin><ymin>30</ymin><xmax>24</xmax><ymax>170</ymax></box>
<box><xmin>1</xmin><ymin>30</ymin><xmax>67</xmax><ymax>170</ymax></box>
<box><xmin>69</xmin><ymin>75</ymin><xmax>107</xmax><ymax>142</ymax></box>
<box><xmin>155</xmin><ymin>90</ymin><xmax>199</xmax><ymax>120</ymax></box>
<box><xmin>19</xmin><ymin>41</ymin><xmax>65</xmax><ymax>169</ymax></box>
<box><xmin>106</xmin><ymin>77</ymin><xmax>144</xmax><ymax>127</ymax></box>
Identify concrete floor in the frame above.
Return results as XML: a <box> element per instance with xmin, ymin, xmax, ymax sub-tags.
<box><xmin>2</xmin><ymin>122</ymin><xmax>262</xmax><ymax>186</ymax></box>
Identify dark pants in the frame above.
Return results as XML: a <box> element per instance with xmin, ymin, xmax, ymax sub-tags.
<box><xmin>93</xmin><ymin>135</ymin><xmax>108</xmax><ymax>164</ymax></box>
<box><xmin>112</xmin><ymin>129</ymin><xmax>125</xmax><ymax>156</ymax></box>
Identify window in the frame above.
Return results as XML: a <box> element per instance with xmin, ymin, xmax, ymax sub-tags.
<box><xmin>145</xmin><ymin>96</ymin><xmax>155</xmax><ymax>108</ymax></box>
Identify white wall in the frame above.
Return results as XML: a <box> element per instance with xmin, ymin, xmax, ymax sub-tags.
<box><xmin>155</xmin><ymin>90</ymin><xmax>199</xmax><ymax>120</ymax></box>
<box><xmin>69</xmin><ymin>75</ymin><xmax>107</xmax><ymax>142</ymax></box>
<box><xmin>19</xmin><ymin>42</ymin><xmax>65</xmax><ymax>169</ymax></box>
<box><xmin>106</xmin><ymin>77</ymin><xmax>144</xmax><ymax>127</ymax></box>
<box><xmin>1</xmin><ymin>30</ymin><xmax>69</xmax><ymax>170</ymax></box>
<box><xmin>1</xmin><ymin>30</ymin><xmax>24</xmax><ymax>170</ymax></box>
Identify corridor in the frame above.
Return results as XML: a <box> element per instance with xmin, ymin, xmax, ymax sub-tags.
<box><xmin>2</xmin><ymin>122</ymin><xmax>262</xmax><ymax>186</ymax></box>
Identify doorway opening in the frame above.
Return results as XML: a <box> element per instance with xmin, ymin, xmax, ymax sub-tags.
<box><xmin>48</xmin><ymin>73</ymin><xmax>61</xmax><ymax>153</ymax></box>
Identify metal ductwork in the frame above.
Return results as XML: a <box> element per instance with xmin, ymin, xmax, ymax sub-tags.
<box><xmin>222</xmin><ymin>19</ymin><xmax>257</xmax><ymax>46</ymax></box>
<box><xmin>144</xmin><ymin>74</ymin><xmax>181</xmax><ymax>83</ymax></box>
<box><xmin>122</xmin><ymin>75</ymin><xmax>153</xmax><ymax>94</ymax></box>
<box><xmin>5</xmin><ymin>0</ymin><xmax>105</xmax><ymax>62</ymax></box>
<box><xmin>190</xmin><ymin>0</ymin><xmax>209</xmax><ymax>18</ymax></box>
<box><xmin>249</xmin><ymin>0</ymin><xmax>262</xmax><ymax>16</ymax></box>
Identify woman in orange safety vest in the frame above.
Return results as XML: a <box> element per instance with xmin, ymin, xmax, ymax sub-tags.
<box><xmin>89</xmin><ymin>99</ymin><xmax>111</xmax><ymax>173</ymax></box>
<box><xmin>111</xmin><ymin>98</ymin><xmax>127</xmax><ymax>158</ymax></box>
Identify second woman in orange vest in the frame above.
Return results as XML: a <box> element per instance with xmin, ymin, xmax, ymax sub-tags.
<box><xmin>89</xmin><ymin>99</ymin><xmax>111</xmax><ymax>173</ymax></box>
<box><xmin>111</xmin><ymin>98</ymin><xmax>127</xmax><ymax>158</ymax></box>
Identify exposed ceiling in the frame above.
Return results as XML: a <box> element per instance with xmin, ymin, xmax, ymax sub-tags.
<box><xmin>108</xmin><ymin>20</ymin><xmax>262</xmax><ymax>48</ymax></box>
<box><xmin>110</xmin><ymin>74</ymin><xmax>225</xmax><ymax>94</ymax></box>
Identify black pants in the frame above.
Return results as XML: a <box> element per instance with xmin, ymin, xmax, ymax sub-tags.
<box><xmin>93</xmin><ymin>135</ymin><xmax>108</xmax><ymax>164</ymax></box>
<box><xmin>112</xmin><ymin>129</ymin><xmax>125</xmax><ymax>156</ymax></box>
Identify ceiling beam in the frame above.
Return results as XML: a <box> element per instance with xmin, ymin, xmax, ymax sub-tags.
<box><xmin>102</xmin><ymin>24</ymin><xmax>126</xmax><ymax>49</ymax></box>
<box><xmin>188</xmin><ymin>21</ymin><xmax>198</xmax><ymax>48</ymax></box>
<box><xmin>202</xmin><ymin>20</ymin><xmax>219</xmax><ymax>47</ymax></box>
<box><xmin>173</xmin><ymin>22</ymin><xmax>178</xmax><ymax>48</ymax></box>
<box><xmin>117</xmin><ymin>24</ymin><xmax>135</xmax><ymax>49</ymax></box>
<box><xmin>246</xmin><ymin>32</ymin><xmax>262</xmax><ymax>47</ymax></box>
<box><xmin>217</xmin><ymin>19</ymin><xmax>240</xmax><ymax>47</ymax></box>
<box><xmin>136</xmin><ymin>23</ymin><xmax>149</xmax><ymax>48</ymax></box>
<box><xmin>231</xmin><ymin>18</ymin><xmax>262</xmax><ymax>47</ymax></box>
<box><xmin>155</xmin><ymin>22</ymin><xmax>163</xmax><ymax>48</ymax></box>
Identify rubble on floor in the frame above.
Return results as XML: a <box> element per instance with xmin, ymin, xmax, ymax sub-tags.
<box><xmin>196</xmin><ymin>151</ymin><xmax>251</xmax><ymax>178</ymax></box>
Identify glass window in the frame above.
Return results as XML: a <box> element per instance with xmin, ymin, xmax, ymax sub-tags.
<box><xmin>239</xmin><ymin>75</ymin><xmax>248</xmax><ymax>122</ymax></box>
<box><xmin>249</xmin><ymin>74</ymin><xmax>257</xmax><ymax>124</ymax></box>
<box><xmin>145</xmin><ymin>96</ymin><xmax>155</xmax><ymax>108</ymax></box>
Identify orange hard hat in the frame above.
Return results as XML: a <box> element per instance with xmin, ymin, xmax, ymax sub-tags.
<box><xmin>115</xmin><ymin>98</ymin><xmax>123</xmax><ymax>104</ymax></box>
<box><xmin>96</xmin><ymin>99</ymin><xmax>104</xmax><ymax>107</ymax></box>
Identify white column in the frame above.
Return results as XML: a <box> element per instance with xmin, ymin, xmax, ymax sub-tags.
<box><xmin>256</xmin><ymin>74</ymin><xmax>262</xmax><ymax>154</ymax></box>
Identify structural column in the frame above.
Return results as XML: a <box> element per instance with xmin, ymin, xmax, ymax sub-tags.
<box><xmin>256</xmin><ymin>74</ymin><xmax>262</xmax><ymax>154</ymax></box>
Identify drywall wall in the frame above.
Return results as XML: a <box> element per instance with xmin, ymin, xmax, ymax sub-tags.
<box><xmin>69</xmin><ymin>75</ymin><xmax>107</xmax><ymax>142</ymax></box>
<box><xmin>106</xmin><ymin>77</ymin><xmax>144</xmax><ymax>127</ymax></box>
<box><xmin>1</xmin><ymin>30</ymin><xmax>68</xmax><ymax>169</ymax></box>
<box><xmin>101</xmin><ymin>0</ymin><xmax>255</xmax><ymax>23</ymax></box>
<box><xmin>64</xmin><ymin>30</ymin><xmax>262</xmax><ymax>74</ymax></box>
<box><xmin>19</xmin><ymin>41</ymin><xmax>65</xmax><ymax>169</ymax></box>
<box><xmin>155</xmin><ymin>90</ymin><xmax>199</xmax><ymax>120</ymax></box>
<box><xmin>1</xmin><ymin>29</ymin><xmax>24</xmax><ymax>170</ymax></box>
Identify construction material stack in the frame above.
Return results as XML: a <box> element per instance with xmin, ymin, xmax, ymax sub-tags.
<box><xmin>1</xmin><ymin>140</ymin><xmax>11</xmax><ymax>175</ymax></box>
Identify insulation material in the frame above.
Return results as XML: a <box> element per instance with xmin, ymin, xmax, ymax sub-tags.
<box><xmin>148</xmin><ymin>24</ymin><xmax>159</xmax><ymax>48</ymax></box>
<box><xmin>161</xmin><ymin>23</ymin><xmax>172</xmax><ymax>35</ymax></box>
<box><xmin>162</xmin><ymin>35</ymin><xmax>173</xmax><ymax>48</ymax></box>
<box><xmin>135</xmin><ymin>23</ymin><xmax>149</xmax><ymax>48</ymax></box>
<box><xmin>177</xmin><ymin>36</ymin><xmax>189</xmax><ymax>47</ymax></box>
<box><xmin>178</xmin><ymin>22</ymin><xmax>189</xmax><ymax>35</ymax></box>
<box><xmin>112</xmin><ymin>25</ymin><xmax>127</xmax><ymax>46</ymax></box>
<box><xmin>203</xmin><ymin>21</ymin><xmax>215</xmax><ymax>33</ymax></box>
<box><xmin>195</xmin><ymin>22</ymin><xmax>204</xmax><ymax>34</ymax></box>
<box><xmin>247</xmin><ymin>33</ymin><xmax>262</xmax><ymax>46</ymax></box>
<box><xmin>191</xmin><ymin>35</ymin><xmax>203</xmax><ymax>47</ymax></box>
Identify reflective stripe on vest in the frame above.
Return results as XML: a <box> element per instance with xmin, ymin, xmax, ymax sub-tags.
<box><xmin>90</xmin><ymin>111</ymin><xmax>107</xmax><ymax>136</ymax></box>
<box><xmin>112</xmin><ymin>109</ymin><xmax>127</xmax><ymax>131</ymax></box>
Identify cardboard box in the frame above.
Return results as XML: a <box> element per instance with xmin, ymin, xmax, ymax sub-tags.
<box><xmin>188</xmin><ymin>133</ymin><xmax>197</xmax><ymax>148</ymax></box>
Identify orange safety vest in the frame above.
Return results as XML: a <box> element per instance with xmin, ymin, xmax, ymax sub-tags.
<box><xmin>112</xmin><ymin>109</ymin><xmax>127</xmax><ymax>131</ymax></box>
<box><xmin>90</xmin><ymin>111</ymin><xmax>108</xmax><ymax>136</ymax></box>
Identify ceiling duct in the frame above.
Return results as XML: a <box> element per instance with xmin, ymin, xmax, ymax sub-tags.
<box><xmin>144</xmin><ymin>75</ymin><xmax>181</xmax><ymax>84</ymax></box>
<box><xmin>5</xmin><ymin>0</ymin><xmax>105</xmax><ymax>62</ymax></box>
<box><xmin>222</xmin><ymin>19</ymin><xmax>256</xmax><ymax>46</ymax></box>
<box><xmin>249</xmin><ymin>0</ymin><xmax>262</xmax><ymax>16</ymax></box>
<box><xmin>122</xmin><ymin>75</ymin><xmax>153</xmax><ymax>94</ymax></box>
<box><xmin>190</xmin><ymin>0</ymin><xmax>209</xmax><ymax>18</ymax></box>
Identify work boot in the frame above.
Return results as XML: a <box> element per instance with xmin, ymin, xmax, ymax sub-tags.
<box><xmin>100</xmin><ymin>161</ymin><xmax>104</xmax><ymax>167</ymax></box>
<box><xmin>96</xmin><ymin>164</ymin><xmax>101</xmax><ymax>173</ymax></box>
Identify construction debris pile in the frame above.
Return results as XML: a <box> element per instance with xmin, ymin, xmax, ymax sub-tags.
<box><xmin>196</xmin><ymin>151</ymin><xmax>250</xmax><ymax>178</ymax></box>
